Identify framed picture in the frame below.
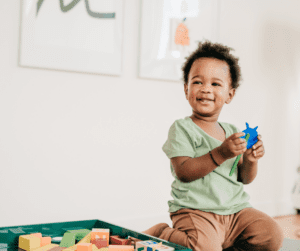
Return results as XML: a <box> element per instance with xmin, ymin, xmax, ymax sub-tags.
<box><xmin>139</xmin><ymin>0</ymin><xmax>220</xmax><ymax>82</ymax></box>
<box><xmin>19</xmin><ymin>0</ymin><xmax>124</xmax><ymax>76</ymax></box>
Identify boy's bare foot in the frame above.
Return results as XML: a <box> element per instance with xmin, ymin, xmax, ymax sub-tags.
<box><xmin>141</xmin><ymin>223</ymin><xmax>169</xmax><ymax>237</ymax></box>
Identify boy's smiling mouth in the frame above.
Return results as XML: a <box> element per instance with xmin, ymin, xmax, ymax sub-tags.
<box><xmin>197</xmin><ymin>98</ymin><xmax>214</xmax><ymax>101</ymax></box>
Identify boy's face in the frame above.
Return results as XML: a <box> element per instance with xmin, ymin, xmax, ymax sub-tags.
<box><xmin>184</xmin><ymin>57</ymin><xmax>235</xmax><ymax>120</ymax></box>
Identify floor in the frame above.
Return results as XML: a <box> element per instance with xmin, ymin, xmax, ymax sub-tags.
<box><xmin>273</xmin><ymin>213</ymin><xmax>300</xmax><ymax>240</ymax></box>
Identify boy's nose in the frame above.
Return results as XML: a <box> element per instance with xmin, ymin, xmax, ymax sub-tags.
<box><xmin>201</xmin><ymin>86</ymin><xmax>212</xmax><ymax>92</ymax></box>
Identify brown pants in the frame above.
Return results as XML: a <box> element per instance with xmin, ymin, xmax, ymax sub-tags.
<box><xmin>158</xmin><ymin>207</ymin><xmax>284</xmax><ymax>251</ymax></box>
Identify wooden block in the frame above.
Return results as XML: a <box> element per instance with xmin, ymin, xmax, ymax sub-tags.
<box><xmin>109</xmin><ymin>236</ymin><xmax>130</xmax><ymax>245</ymax></box>
<box><xmin>59</xmin><ymin>245</ymin><xmax>77</xmax><ymax>251</ymax></box>
<box><xmin>19</xmin><ymin>235</ymin><xmax>41</xmax><ymax>251</ymax></box>
<box><xmin>98</xmin><ymin>248</ymin><xmax>108</xmax><ymax>251</ymax></box>
<box><xmin>92</xmin><ymin>244</ymin><xmax>98</xmax><ymax>251</ymax></box>
<box><xmin>77</xmin><ymin>243</ymin><xmax>92</xmax><ymax>251</ymax></box>
<box><xmin>91</xmin><ymin>229</ymin><xmax>109</xmax><ymax>245</ymax></box>
<box><xmin>47</xmin><ymin>247</ymin><xmax>66</xmax><ymax>251</ymax></box>
<box><xmin>41</xmin><ymin>237</ymin><xmax>52</xmax><ymax>247</ymax></box>
<box><xmin>33</xmin><ymin>244</ymin><xmax>59</xmax><ymax>251</ymax></box>
<box><xmin>126</xmin><ymin>237</ymin><xmax>142</xmax><ymax>247</ymax></box>
<box><xmin>136</xmin><ymin>241</ymin><xmax>174</xmax><ymax>251</ymax></box>
<box><xmin>91</xmin><ymin>239</ymin><xmax>107</xmax><ymax>249</ymax></box>
<box><xmin>108</xmin><ymin>245</ymin><xmax>134</xmax><ymax>251</ymax></box>
<box><xmin>60</xmin><ymin>233</ymin><xmax>76</xmax><ymax>248</ymax></box>
<box><xmin>30</xmin><ymin>233</ymin><xmax>42</xmax><ymax>238</ymax></box>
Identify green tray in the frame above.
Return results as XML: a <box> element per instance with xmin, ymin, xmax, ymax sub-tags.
<box><xmin>0</xmin><ymin>219</ymin><xmax>192</xmax><ymax>251</ymax></box>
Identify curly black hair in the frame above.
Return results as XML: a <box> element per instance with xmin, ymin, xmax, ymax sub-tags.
<box><xmin>182</xmin><ymin>40</ymin><xmax>242</xmax><ymax>89</ymax></box>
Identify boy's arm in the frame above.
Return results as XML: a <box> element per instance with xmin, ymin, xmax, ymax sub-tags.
<box><xmin>171</xmin><ymin>147</ymin><xmax>228</xmax><ymax>183</ymax></box>
<box><xmin>237</xmin><ymin>155</ymin><xmax>258</xmax><ymax>184</ymax></box>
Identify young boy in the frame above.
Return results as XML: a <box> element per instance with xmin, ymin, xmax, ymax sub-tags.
<box><xmin>142</xmin><ymin>41</ymin><xmax>284</xmax><ymax>251</ymax></box>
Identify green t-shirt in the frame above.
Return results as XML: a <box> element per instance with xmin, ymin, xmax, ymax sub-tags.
<box><xmin>162</xmin><ymin>116</ymin><xmax>252</xmax><ymax>215</ymax></box>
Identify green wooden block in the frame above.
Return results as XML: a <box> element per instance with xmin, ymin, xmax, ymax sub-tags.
<box><xmin>59</xmin><ymin>232</ymin><xmax>76</xmax><ymax>247</ymax></box>
<box><xmin>67</xmin><ymin>229</ymin><xmax>90</xmax><ymax>241</ymax></box>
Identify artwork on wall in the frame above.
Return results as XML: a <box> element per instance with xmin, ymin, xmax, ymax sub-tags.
<box><xmin>139</xmin><ymin>0</ymin><xmax>220</xmax><ymax>82</ymax></box>
<box><xmin>19</xmin><ymin>0</ymin><xmax>124</xmax><ymax>76</ymax></box>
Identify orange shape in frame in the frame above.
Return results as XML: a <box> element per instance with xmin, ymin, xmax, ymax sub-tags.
<box><xmin>174</xmin><ymin>22</ymin><xmax>190</xmax><ymax>46</ymax></box>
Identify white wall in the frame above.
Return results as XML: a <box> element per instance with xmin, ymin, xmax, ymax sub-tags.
<box><xmin>0</xmin><ymin>0</ymin><xmax>300</xmax><ymax>233</ymax></box>
<box><xmin>218</xmin><ymin>0</ymin><xmax>300</xmax><ymax>217</ymax></box>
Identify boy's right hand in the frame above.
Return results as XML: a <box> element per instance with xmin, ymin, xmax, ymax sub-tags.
<box><xmin>217</xmin><ymin>132</ymin><xmax>247</xmax><ymax>160</ymax></box>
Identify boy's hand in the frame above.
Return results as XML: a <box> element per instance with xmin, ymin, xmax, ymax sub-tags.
<box><xmin>243</xmin><ymin>135</ymin><xmax>265</xmax><ymax>163</ymax></box>
<box><xmin>217</xmin><ymin>132</ymin><xmax>247</xmax><ymax>160</ymax></box>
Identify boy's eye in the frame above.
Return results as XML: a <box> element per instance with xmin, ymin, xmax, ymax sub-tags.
<box><xmin>194</xmin><ymin>81</ymin><xmax>202</xmax><ymax>84</ymax></box>
<box><xmin>212</xmin><ymin>83</ymin><xmax>220</xmax><ymax>86</ymax></box>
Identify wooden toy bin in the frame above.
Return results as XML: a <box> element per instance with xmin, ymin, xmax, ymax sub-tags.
<box><xmin>0</xmin><ymin>219</ymin><xmax>192</xmax><ymax>251</ymax></box>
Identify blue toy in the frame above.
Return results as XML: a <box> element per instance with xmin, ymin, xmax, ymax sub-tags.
<box><xmin>229</xmin><ymin>123</ymin><xmax>259</xmax><ymax>176</ymax></box>
<box><xmin>240</xmin><ymin>123</ymin><xmax>258</xmax><ymax>149</ymax></box>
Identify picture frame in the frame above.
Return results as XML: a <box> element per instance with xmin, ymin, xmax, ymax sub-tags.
<box><xmin>139</xmin><ymin>0</ymin><xmax>220</xmax><ymax>82</ymax></box>
<box><xmin>19</xmin><ymin>0</ymin><xmax>124</xmax><ymax>76</ymax></box>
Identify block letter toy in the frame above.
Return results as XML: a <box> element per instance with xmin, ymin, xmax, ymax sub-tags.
<box><xmin>77</xmin><ymin>243</ymin><xmax>92</xmax><ymax>251</ymax></box>
<box><xmin>136</xmin><ymin>241</ymin><xmax>174</xmax><ymax>251</ymax></box>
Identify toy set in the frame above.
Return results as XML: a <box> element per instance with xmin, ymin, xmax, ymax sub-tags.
<box><xmin>136</xmin><ymin>241</ymin><xmax>174</xmax><ymax>251</ymax></box>
<box><xmin>18</xmin><ymin>229</ymin><xmax>174</xmax><ymax>251</ymax></box>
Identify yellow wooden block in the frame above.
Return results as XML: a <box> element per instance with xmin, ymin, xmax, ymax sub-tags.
<box><xmin>98</xmin><ymin>248</ymin><xmax>109</xmax><ymax>251</ymax></box>
<box><xmin>78</xmin><ymin>232</ymin><xmax>92</xmax><ymax>244</ymax></box>
<box><xmin>91</xmin><ymin>244</ymin><xmax>109</xmax><ymax>251</ymax></box>
<box><xmin>19</xmin><ymin>235</ymin><xmax>41</xmax><ymax>251</ymax></box>
<box><xmin>33</xmin><ymin>244</ymin><xmax>59</xmax><ymax>251</ymax></box>
<box><xmin>92</xmin><ymin>244</ymin><xmax>99</xmax><ymax>251</ymax></box>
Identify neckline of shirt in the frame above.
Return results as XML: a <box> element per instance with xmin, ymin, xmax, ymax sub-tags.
<box><xmin>185</xmin><ymin>116</ymin><xmax>227</xmax><ymax>142</ymax></box>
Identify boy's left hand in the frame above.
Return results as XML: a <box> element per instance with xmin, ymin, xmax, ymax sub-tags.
<box><xmin>243</xmin><ymin>135</ymin><xmax>265</xmax><ymax>162</ymax></box>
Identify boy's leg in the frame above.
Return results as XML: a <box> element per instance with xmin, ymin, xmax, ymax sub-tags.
<box><xmin>143</xmin><ymin>208</ymin><xmax>227</xmax><ymax>251</ymax></box>
<box><xmin>222</xmin><ymin>207</ymin><xmax>284</xmax><ymax>251</ymax></box>
<box><xmin>141</xmin><ymin>223</ymin><xmax>170</xmax><ymax>237</ymax></box>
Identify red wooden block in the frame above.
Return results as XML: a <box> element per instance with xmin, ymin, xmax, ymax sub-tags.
<box><xmin>110</xmin><ymin>236</ymin><xmax>131</xmax><ymax>245</ymax></box>
<box><xmin>91</xmin><ymin>239</ymin><xmax>107</xmax><ymax>249</ymax></box>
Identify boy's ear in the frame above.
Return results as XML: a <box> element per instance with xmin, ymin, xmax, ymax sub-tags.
<box><xmin>225</xmin><ymin>88</ymin><xmax>236</xmax><ymax>104</ymax></box>
<box><xmin>184</xmin><ymin>83</ymin><xmax>188</xmax><ymax>99</ymax></box>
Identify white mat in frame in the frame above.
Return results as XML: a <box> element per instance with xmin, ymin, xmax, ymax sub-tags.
<box><xmin>19</xmin><ymin>0</ymin><xmax>124</xmax><ymax>76</ymax></box>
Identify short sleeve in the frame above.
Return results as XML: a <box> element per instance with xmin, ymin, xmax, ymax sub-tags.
<box><xmin>162</xmin><ymin>120</ymin><xmax>195</xmax><ymax>159</ymax></box>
